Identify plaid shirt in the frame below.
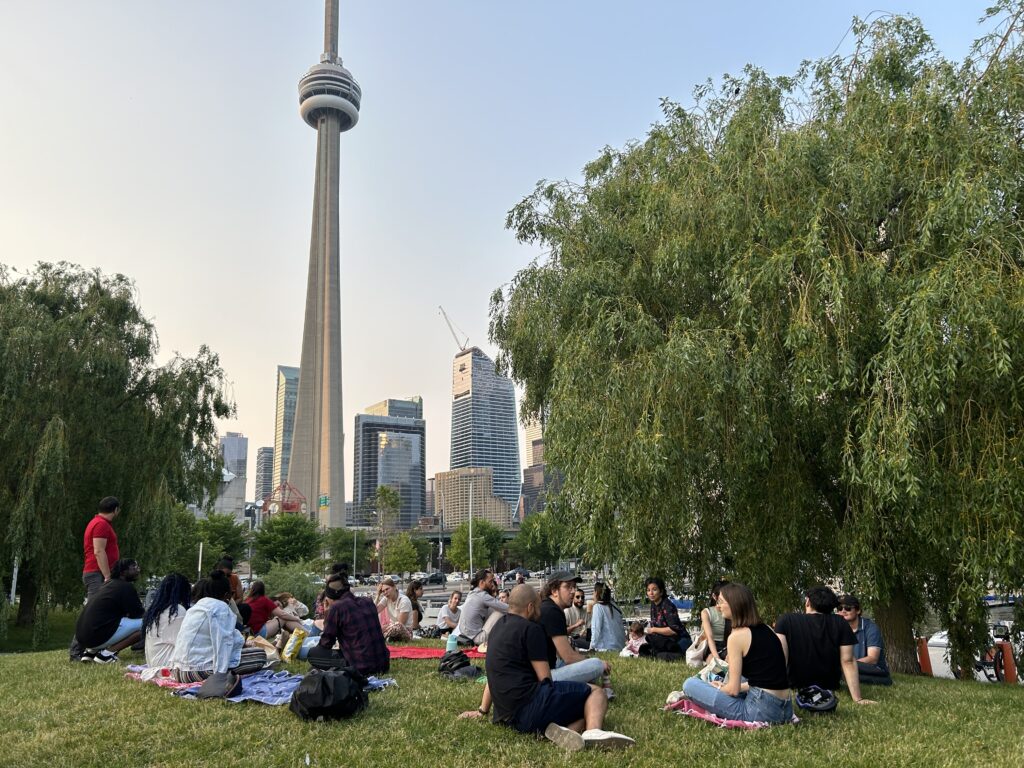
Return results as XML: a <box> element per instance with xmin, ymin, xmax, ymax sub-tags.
<box><xmin>319</xmin><ymin>591</ymin><xmax>390</xmax><ymax>675</ymax></box>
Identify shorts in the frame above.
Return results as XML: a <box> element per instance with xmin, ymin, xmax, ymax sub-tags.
<box><xmin>512</xmin><ymin>680</ymin><xmax>592</xmax><ymax>734</ymax></box>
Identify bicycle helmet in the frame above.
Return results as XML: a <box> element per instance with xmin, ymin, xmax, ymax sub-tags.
<box><xmin>795</xmin><ymin>685</ymin><xmax>838</xmax><ymax>713</ymax></box>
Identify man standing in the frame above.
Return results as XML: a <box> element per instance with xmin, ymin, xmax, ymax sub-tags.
<box><xmin>459</xmin><ymin>585</ymin><xmax>633</xmax><ymax>752</ymax></box>
<box><xmin>452</xmin><ymin>569</ymin><xmax>508</xmax><ymax>647</ymax></box>
<box><xmin>74</xmin><ymin>558</ymin><xmax>145</xmax><ymax>663</ymax></box>
<box><xmin>82</xmin><ymin>496</ymin><xmax>120</xmax><ymax>597</ymax></box>
<box><xmin>539</xmin><ymin>573</ymin><xmax>609</xmax><ymax>691</ymax></box>
<box><xmin>774</xmin><ymin>586</ymin><xmax>877</xmax><ymax>705</ymax></box>
<box><xmin>838</xmin><ymin>593</ymin><xmax>893</xmax><ymax>686</ymax></box>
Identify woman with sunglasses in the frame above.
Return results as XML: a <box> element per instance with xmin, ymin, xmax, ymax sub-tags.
<box><xmin>682</xmin><ymin>583</ymin><xmax>794</xmax><ymax>724</ymax></box>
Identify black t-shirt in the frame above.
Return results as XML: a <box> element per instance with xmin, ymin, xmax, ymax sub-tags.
<box><xmin>743</xmin><ymin>623</ymin><xmax>790</xmax><ymax>690</ymax></box>
<box><xmin>75</xmin><ymin>578</ymin><xmax>144</xmax><ymax>648</ymax></box>
<box><xmin>485</xmin><ymin>614</ymin><xmax>550</xmax><ymax>723</ymax></box>
<box><xmin>775</xmin><ymin>611</ymin><xmax>857</xmax><ymax>690</ymax></box>
<box><xmin>538</xmin><ymin>597</ymin><xmax>567</xmax><ymax>669</ymax></box>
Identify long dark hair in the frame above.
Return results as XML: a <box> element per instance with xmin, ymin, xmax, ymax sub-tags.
<box><xmin>142</xmin><ymin>573</ymin><xmax>192</xmax><ymax>636</ymax></box>
<box><xmin>245</xmin><ymin>580</ymin><xmax>266</xmax><ymax>600</ymax></box>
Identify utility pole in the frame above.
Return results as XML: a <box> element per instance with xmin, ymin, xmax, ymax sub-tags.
<box><xmin>468</xmin><ymin>479</ymin><xmax>474</xmax><ymax>578</ymax></box>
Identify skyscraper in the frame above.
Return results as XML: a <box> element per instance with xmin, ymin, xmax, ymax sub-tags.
<box><xmin>273</xmin><ymin>365</ymin><xmax>299</xmax><ymax>490</ymax></box>
<box><xmin>255</xmin><ymin>446</ymin><xmax>275</xmax><ymax>503</ymax></box>
<box><xmin>288</xmin><ymin>0</ymin><xmax>361</xmax><ymax>529</ymax></box>
<box><xmin>434</xmin><ymin>467</ymin><xmax>514</xmax><ymax>530</ymax></box>
<box><xmin>353</xmin><ymin>397</ymin><xmax>426</xmax><ymax>529</ymax></box>
<box><xmin>219</xmin><ymin>432</ymin><xmax>248</xmax><ymax>479</ymax></box>
<box><xmin>449</xmin><ymin>347</ymin><xmax>521</xmax><ymax>508</ymax></box>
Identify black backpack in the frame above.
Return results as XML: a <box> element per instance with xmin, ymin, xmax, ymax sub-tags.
<box><xmin>289</xmin><ymin>668</ymin><xmax>369</xmax><ymax>721</ymax></box>
<box><xmin>438</xmin><ymin>650</ymin><xmax>471</xmax><ymax>675</ymax></box>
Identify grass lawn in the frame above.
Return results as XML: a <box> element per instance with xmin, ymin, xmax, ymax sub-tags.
<box><xmin>0</xmin><ymin>610</ymin><xmax>78</xmax><ymax>654</ymax></box>
<box><xmin>1</xmin><ymin>643</ymin><xmax>1021</xmax><ymax>768</ymax></box>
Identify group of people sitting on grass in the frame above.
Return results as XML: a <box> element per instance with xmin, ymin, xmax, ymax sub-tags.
<box><xmin>73</xmin><ymin>558</ymin><xmax>392</xmax><ymax>680</ymax></box>
<box><xmin>453</xmin><ymin>571</ymin><xmax>891</xmax><ymax>751</ymax></box>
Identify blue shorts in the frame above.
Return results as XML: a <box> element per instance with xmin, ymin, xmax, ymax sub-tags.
<box><xmin>512</xmin><ymin>680</ymin><xmax>592</xmax><ymax>734</ymax></box>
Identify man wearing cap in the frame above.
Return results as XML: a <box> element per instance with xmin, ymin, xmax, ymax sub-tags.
<box><xmin>452</xmin><ymin>568</ymin><xmax>508</xmax><ymax>646</ymax></box>
<box><xmin>459</xmin><ymin>584</ymin><xmax>634</xmax><ymax>752</ymax></box>
<box><xmin>539</xmin><ymin>572</ymin><xmax>609</xmax><ymax>688</ymax></box>
<box><xmin>838</xmin><ymin>593</ymin><xmax>893</xmax><ymax>686</ymax></box>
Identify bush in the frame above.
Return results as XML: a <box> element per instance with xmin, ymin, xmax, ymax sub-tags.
<box><xmin>261</xmin><ymin>560</ymin><xmax>321</xmax><ymax>608</ymax></box>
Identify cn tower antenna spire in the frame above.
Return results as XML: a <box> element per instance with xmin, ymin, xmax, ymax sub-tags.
<box><xmin>324</xmin><ymin>0</ymin><xmax>338</xmax><ymax>60</ymax></box>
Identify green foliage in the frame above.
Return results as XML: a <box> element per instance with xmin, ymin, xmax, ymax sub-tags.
<box><xmin>261</xmin><ymin>560</ymin><xmax>321</xmax><ymax>608</ymax></box>
<box><xmin>448</xmin><ymin>519</ymin><xmax>505</xmax><ymax>571</ymax></box>
<box><xmin>322</xmin><ymin>527</ymin><xmax>373</xmax><ymax>572</ymax></box>
<box><xmin>252</xmin><ymin>514</ymin><xmax>321</xmax><ymax>573</ymax></box>
<box><xmin>489</xmin><ymin>6</ymin><xmax>1024</xmax><ymax>672</ymax></box>
<box><xmin>383</xmin><ymin>532</ymin><xmax>420</xmax><ymax>574</ymax></box>
<box><xmin>163</xmin><ymin>505</ymin><xmax>202</xmax><ymax>580</ymax></box>
<box><xmin>0</xmin><ymin>263</ymin><xmax>231</xmax><ymax>634</ymax></box>
<box><xmin>509</xmin><ymin>511</ymin><xmax>560</xmax><ymax>569</ymax></box>
<box><xmin>197</xmin><ymin>512</ymin><xmax>249</xmax><ymax>565</ymax></box>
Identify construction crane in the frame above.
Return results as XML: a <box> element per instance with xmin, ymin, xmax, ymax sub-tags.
<box><xmin>438</xmin><ymin>305</ymin><xmax>469</xmax><ymax>351</ymax></box>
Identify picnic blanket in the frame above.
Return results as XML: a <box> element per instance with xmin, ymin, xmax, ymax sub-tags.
<box><xmin>664</xmin><ymin>698</ymin><xmax>800</xmax><ymax>729</ymax></box>
<box><xmin>388</xmin><ymin>646</ymin><xmax>485</xmax><ymax>660</ymax></box>
<box><xmin>175</xmin><ymin>670</ymin><xmax>305</xmax><ymax>705</ymax></box>
<box><xmin>124</xmin><ymin>666</ymin><xmax>200</xmax><ymax>691</ymax></box>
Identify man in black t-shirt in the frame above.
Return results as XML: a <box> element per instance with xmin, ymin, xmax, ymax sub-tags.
<box><xmin>774</xmin><ymin>586</ymin><xmax>877</xmax><ymax>706</ymax></box>
<box><xmin>538</xmin><ymin>572</ymin><xmax>609</xmax><ymax>687</ymax></box>
<box><xmin>460</xmin><ymin>585</ymin><xmax>634</xmax><ymax>752</ymax></box>
<box><xmin>74</xmin><ymin>558</ymin><xmax>145</xmax><ymax>664</ymax></box>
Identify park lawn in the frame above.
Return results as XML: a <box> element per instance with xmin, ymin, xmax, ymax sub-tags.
<box><xmin>1</xmin><ymin>646</ymin><xmax>1021</xmax><ymax>768</ymax></box>
<box><xmin>0</xmin><ymin>610</ymin><xmax>78</xmax><ymax>653</ymax></box>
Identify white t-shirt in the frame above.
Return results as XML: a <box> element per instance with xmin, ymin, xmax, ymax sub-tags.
<box><xmin>144</xmin><ymin>604</ymin><xmax>187</xmax><ymax>669</ymax></box>
<box><xmin>378</xmin><ymin>594</ymin><xmax>413</xmax><ymax>626</ymax></box>
<box><xmin>436</xmin><ymin>605</ymin><xmax>461</xmax><ymax>629</ymax></box>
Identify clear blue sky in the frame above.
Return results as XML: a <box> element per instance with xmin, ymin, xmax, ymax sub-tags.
<box><xmin>0</xmin><ymin>2</ymin><xmax>990</xmax><ymax>502</ymax></box>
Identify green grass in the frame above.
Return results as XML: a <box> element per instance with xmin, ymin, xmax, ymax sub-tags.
<box><xmin>1</xmin><ymin>645</ymin><xmax>1021</xmax><ymax>768</ymax></box>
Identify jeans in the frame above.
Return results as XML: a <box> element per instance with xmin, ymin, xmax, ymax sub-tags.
<box><xmin>682</xmin><ymin>677</ymin><xmax>793</xmax><ymax>723</ymax></box>
<box><xmin>858</xmin><ymin>661</ymin><xmax>893</xmax><ymax>686</ymax></box>
<box><xmin>91</xmin><ymin>617</ymin><xmax>143</xmax><ymax>651</ymax></box>
<box><xmin>551</xmin><ymin>657</ymin><xmax>604</xmax><ymax>685</ymax></box>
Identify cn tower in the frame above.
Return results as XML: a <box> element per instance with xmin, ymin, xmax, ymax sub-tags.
<box><xmin>288</xmin><ymin>0</ymin><xmax>360</xmax><ymax>529</ymax></box>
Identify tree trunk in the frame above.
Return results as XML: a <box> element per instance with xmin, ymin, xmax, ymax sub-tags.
<box><xmin>873</xmin><ymin>581</ymin><xmax>919</xmax><ymax>675</ymax></box>
<box><xmin>15</xmin><ymin>571</ymin><xmax>37</xmax><ymax>627</ymax></box>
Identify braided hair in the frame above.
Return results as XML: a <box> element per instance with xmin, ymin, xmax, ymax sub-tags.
<box><xmin>142</xmin><ymin>573</ymin><xmax>192</xmax><ymax>637</ymax></box>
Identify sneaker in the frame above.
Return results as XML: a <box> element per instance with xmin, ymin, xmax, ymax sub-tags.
<box><xmin>544</xmin><ymin>723</ymin><xmax>585</xmax><ymax>752</ymax></box>
<box><xmin>581</xmin><ymin>729</ymin><xmax>635</xmax><ymax>750</ymax></box>
<box><xmin>78</xmin><ymin>651</ymin><xmax>96</xmax><ymax>663</ymax></box>
<box><xmin>604</xmin><ymin>686</ymin><xmax>615</xmax><ymax>700</ymax></box>
<box><xmin>92</xmin><ymin>650</ymin><xmax>119</xmax><ymax>664</ymax></box>
<box><xmin>665</xmin><ymin>690</ymin><xmax>687</xmax><ymax>705</ymax></box>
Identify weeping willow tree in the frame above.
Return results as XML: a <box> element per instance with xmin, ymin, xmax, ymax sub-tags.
<box><xmin>0</xmin><ymin>263</ymin><xmax>232</xmax><ymax>643</ymax></box>
<box><xmin>490</xmin><ymin>5</ymin><xmax>1024</xmax><ymax>675</ymax></box>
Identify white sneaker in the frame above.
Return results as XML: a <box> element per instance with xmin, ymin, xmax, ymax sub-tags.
<box><xmin>582</xmin><ymin>729</ymin><xmax>635</xmax><ymax>750</ymax></box>
<box><xmin>604</xmin><ymin>686</ymin><xmax>615</xmax><ymax>700</ymax></box>
<box><xmin>544</xmin><ymin>723</ymin><xmax>585</xmax><ymax>751</ymax></box>
<box><xmin>665</xmin><ymin>690</ymin><xmax>687</xmax><ymax>705</ymax></box>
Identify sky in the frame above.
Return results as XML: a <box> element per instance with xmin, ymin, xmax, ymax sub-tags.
<box><xmin>0</xmin><ymin>1</ymin><xmax>991</xmax><ymax>503</ymax></box>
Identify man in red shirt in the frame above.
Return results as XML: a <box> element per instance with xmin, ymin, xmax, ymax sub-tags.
<box><xmin>83</xmin><ymin>496</ymin><xmax>121</xmax><ymax>598</ymax></box>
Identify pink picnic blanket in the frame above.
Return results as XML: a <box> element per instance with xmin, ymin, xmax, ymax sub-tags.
<box><xmin>388</xmin><ymin>646</ymin><xmax>485</xmax><ymax>660</ymax></box>
<box><xmin>664</xmin><ymin>698</ymin><xmax>799</xmax><ymax>729</ymax></box>
<box><xmin>124</xmin><ymin>666</ymin><xmax>200</xmax><ymax>690</ymax></box>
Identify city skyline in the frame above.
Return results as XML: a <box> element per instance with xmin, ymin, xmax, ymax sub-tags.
<box><xmin>0</xmin><ymin>3</ymin><xmax>985</xmax><ymax>503</ymax></box>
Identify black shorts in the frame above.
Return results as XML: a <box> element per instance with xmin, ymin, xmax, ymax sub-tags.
<box><xmin>512</xmin><ymin>680</ymin><xmax>592</xmax><ymax>734</ymax></box>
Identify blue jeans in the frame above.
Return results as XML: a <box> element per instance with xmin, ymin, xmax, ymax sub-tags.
<box><xmin>682</xmin><ymin>677</ymin><xmax>793</xmax><ymax>723</ymax></box>
<box><xmin>551</xmin><ymin>657</ymin><xmax>604</xmax><ymax>685</ymax></box>
<box><xmin>92</xmin><ymin>617</ymin><xmax>143</xmax><ymax>650</ymax></box>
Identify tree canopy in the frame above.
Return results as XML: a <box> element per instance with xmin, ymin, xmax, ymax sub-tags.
<box><xmin>509</xmin><ymin>511</ymin><xmax>561</xmax><ymax>570</ymax></box>
<box><xmin>448</xmin><ymin>519</ymin><xmax>505</xmax><ymax>572</ymax></box>
<box><xmin>383</xmin><ymin>532</ymin><xmax>420</xmax><ymax>575</ymax></box>
<box><xmin>251</xmin><ymin>514</ymin><xmax>321</xmax><ymax>574</ymax></box>
<box><xmin>489</xmin><ymin>6</ymin><xmax>1024</xmax><ymax>673</ymax></box>
<box><xmin>0</xmin><ymin>263</ymin><xmax>231</xmax><ymax>637</ymax></box>
<box><xmin>197</xmin><ymin>512</ymin><xmax>249</xmax><ymax>566</ymax></box>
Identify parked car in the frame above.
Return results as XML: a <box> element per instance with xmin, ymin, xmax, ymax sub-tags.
<box><xmin>424</xmin><ymin>571</ymin><xmax>446</xmax><ymax>586</ymax></box>
<box><xmin>504</xmin><ymin>567</ymin><xmax>531</xmax><ymax>581</ymax></box>
<box><xmin>411</xmin><ymin>572</ymin><xmax>428</xmax><ymax>582</ymax></box>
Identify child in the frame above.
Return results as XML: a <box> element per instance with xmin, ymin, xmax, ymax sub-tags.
<box><xmin>620</xmin><ymin>621</ymin><xmax>648</xmax><ymax>657</ymax></box>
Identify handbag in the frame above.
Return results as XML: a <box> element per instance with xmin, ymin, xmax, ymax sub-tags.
<box><xmin>685</xmin><ymin>633</ymin><xmax>708</xmax><ymax>667</ymax></box>
<box><xmin>195</xmin><ymin>671</ymin><xmax>242</xmax><ymax>699</ymax></box>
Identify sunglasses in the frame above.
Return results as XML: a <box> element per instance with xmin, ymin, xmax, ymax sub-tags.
<box><xmin>837</xmin><ymin>605</ymin><xmax>858</xmax><ymax>612</ymax></box>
